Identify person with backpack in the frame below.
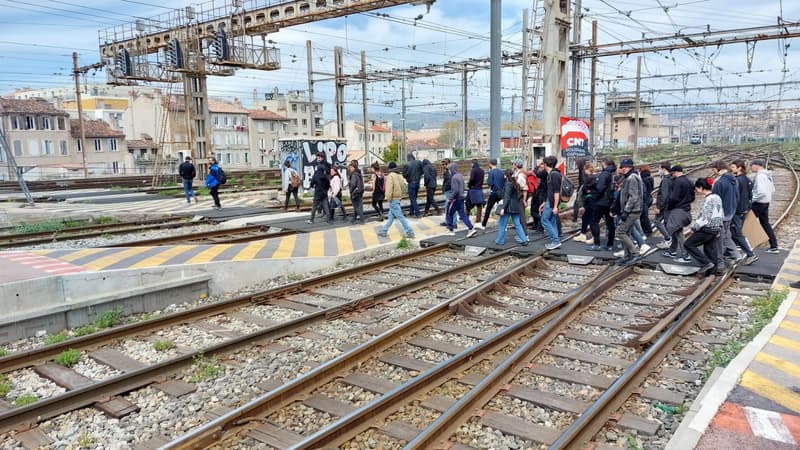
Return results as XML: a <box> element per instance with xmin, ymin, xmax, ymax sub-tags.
<box><xmin>179</xmin><ymin>156</ymin><xmax>198</xmax><ymax>204</ymax></box>
<box><xmin>730</xmin><ymin>159</ymin><xmax>758</xmax><ymax>265</ymax></box>
<box><xmin>639</xmin><ymin>164</ymin><xmax>655</xmax><ymax>234</ymax></box>
<box><xmin>482</xmin><ymin>158</ymin><xmax>505</xmax><ymax>229</ymax></box>
<box><xmin>573</xmin><ymin>162</ymin><xmax>597</xmax><ymax>242</ymax></box>
<box><xmin>512</xmin><ymin>159</ymin><xmax>529</xmax><ymax>231</ymax></box>
<box><xmin>205</xmin><ymin>157</ymin><xmax>223</xmax><ymax>209</ymax></box>
<box><xmin>494</xmin><ymin>169</ymin><xmax>529</xmax><ymax>246</ymax></box>
<box><xmin>283</xmin><ymin>159</ymin><xmax>301</xmax><ymax>212</ymax></box>
<box><xmin>539</xmin><ymin>156</ymin><xmax>562</xmax><ymax>250</ymax></box>
<box><xmin>348</xmin><ymin>160</ymin><xmax>365</xmax><ymax>224</ymax></box>
<box><xmin>422</xmin><ymin>159</ymin><xmax>441</xmax><ymax>216</ymax></box>
<box><xmin>750</xmin><ymin>158</ymin><xmax>779</xmax><ymax>253</ymax></box>
<box><xmin>371</xmin><ymin>161</ymin><xmax>385</xmax><ymax>220</ymax></box>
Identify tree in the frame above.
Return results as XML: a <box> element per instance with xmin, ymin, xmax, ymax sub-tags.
<box><xmin>438</xmin><ymin>120</ymin><xmax>478</xmax><ymax>150</ymax></box>
<box><xmin>382</xmin><ymin>139</ymin><xmax>399</xmax><ymax>164</ymax></box>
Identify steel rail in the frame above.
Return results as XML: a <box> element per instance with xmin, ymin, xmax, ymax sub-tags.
<box><xmin>0</xmin><ymin>217</ymin><xmax>201</xmax><ymax>245</ymax></box>
<box><xmin>163</xmin><ymin>259</ymin><xmax>609</xmax><ymax>449</ymax></box>
<box><xmin>548</xmin><ymin>147</ymin><xmax>800</xmax><ymax>449</ymax></box>
<box><xmin>0</xmin><ymin>246</ymin><xmax>513</xmax><ymax>433</ymax></box>
<box><xmin>0</xmin><ymin>243</ymin><xmax>452</xmax><ymax>374</ymax></box>
<box><xmin>103</xmin><ymin>225</ymin><xmax>295</xmax><ymax>247</ymax></box>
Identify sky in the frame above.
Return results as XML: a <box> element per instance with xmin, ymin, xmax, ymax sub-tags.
<box><xmin>1</xmin><ymin>0</ymin><xmax>799</xmax><ymax>124</ymax></box>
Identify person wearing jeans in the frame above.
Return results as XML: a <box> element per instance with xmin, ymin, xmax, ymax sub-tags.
<box><xmin>729</xmin><ymin>160</ymin><xmax>757</xmax><ymax>264</ymax></box>
<box><xmin>403</xmin><ymin>154</ymin><xmax>423</xmax><ymax>217</ymax></box>
<box><xmin>379</xmin><ymin>162</ymin><xmax>415</xmax><ymax>238</ymax></box>
<box><xmin>178</xmin><ymin>156</ymin><xmax>197</xmax><ymax>204</ymax></box>
<box><xmin>539</xmin><ymin>156</ymin><xmax>562</xmax><ymax>249</ymax></box>
<box><xmin>494</xmin><ymin>169</ymin><xmax>528</xmax><ymax>246</ymax></box>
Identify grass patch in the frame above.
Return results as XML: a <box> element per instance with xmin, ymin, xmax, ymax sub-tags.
<box><xmin>703</xmin><ymin>289</ymin><xmax>787</xmax><ymax>380</ymax></box>
<box><xmin>94</xmin><ymin>307</ymin><xmax>124</xmax><ymax>329</ymax></box>
<box><xmin>79</xmin><ymin>431</ymin><xmax>94</xmax><ymax>448</ymax></box>
<box><xmin>14</xmin><ymin>394</ymin><xmax>38</xmax><ymax>407</ymax></box>
<box><xmin>44</xmin><ymin>331</ymin><xmax>68</xmax><ymax>345</ymax></box>
<box><xmin>189</xmin><ymin>354</ymin><xmax>222</xmax><ymax>382</ymax></box>
<box><xmin>0</xmin><ymin>347</ymin><xmax>7</xmax><ymax>357</ymax></box>
<box><xmin>54</xmin><ymin>349</ymin><xmax>81</xmax><ymax>367</ymax></box>
<box><xmin>286</xmin><ymin>273</ymin><xmax>306</xmax><ymax>282</ymax></box>
<box><xmin>158</xmin><ymin>189</ymin><xmax>184</xmax><ymax>197</ymax></box>
<box><xmin>94</xmin><ymin>216</ymin><xmax>118</xmax><ymax>225</ymax></box>
<box><xmin>153</xmin><ymin>340</ymin><xmax>174</xmax><ymax>352</ymax></box>
<box><xmin>397</xmin><ymin>236</ymin><xmax>411</xmax><ymax>249</ymax></box>
<box><xmin>73</xmin><ymin>324</ymin><xmax>97</xmax><ymax>337</ymax></box>
<box><xmin>0</xmin><ymin>374</ymin><xmax>11</xmax><ymax>398</ymax></box>
<box><xmin>15</xmin><ymin>220</ymin><xmax>65</xmax><ymax>234</ymax></box>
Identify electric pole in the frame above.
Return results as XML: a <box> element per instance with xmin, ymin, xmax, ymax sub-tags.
<box><xmin>361</xmin><ymin>50</ymin><xmax>370</xmax><ymax>167</ymax></box>
<box><xmin>306</xmin><ymin>40</ymin><xmax>315</xmax><ymax>136</ymax></box>
<box><xmin>462</xmin><ymin>69</ymin><xmax>469</xmax><ymax>159</ymax></box>
<box><xmin>489</xmin><ymin>0</ymin><xmax>502</xmax><ymax>163</ymax></box>
<box><xmin>633</xmin><ymin>56</ymin><xmax>642</xmax><ymax>162</ymax></box>
<box><xmin>72</xmin><ymin>52</ymin><xmax>103</xmax><ymax>178</ymax></box>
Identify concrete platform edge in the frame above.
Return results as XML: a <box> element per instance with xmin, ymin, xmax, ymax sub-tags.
<box><xmin>666</xmin><ymin>288</ymin><xmax>798</xmax><ymax>450</ymax></box>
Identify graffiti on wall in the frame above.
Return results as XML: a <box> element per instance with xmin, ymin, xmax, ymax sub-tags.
<box><xmin>280</xmin><ymin>139</ymin><xmax>348</xmax><ymax>189</ymax></box>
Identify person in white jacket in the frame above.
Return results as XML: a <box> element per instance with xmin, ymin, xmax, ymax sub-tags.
<box><xmin>750</xmin><ymin>159</ymin><xmax>779</xmax><ymax>253</ymax></box>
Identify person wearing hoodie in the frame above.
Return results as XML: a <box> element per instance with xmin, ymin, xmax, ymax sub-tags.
<box><xmin>441</xmin><ymin>158</ymin><xmax>458</xmax><ymax>228</ymax></box>
<box><xmin>306</xmin><ymin>155</ymin><xmax>331</xmax><ymax>224</ymax></box>
<box><xmin>615</xmin><ymin>159</ymin><xmax>644</xmax><ymax>264</ymax></box>
<box><xmin>729</xmin><ymin>159</ymin><xmax>758</xmax><ymax>265</ymax></box>
<box><xmin>750</xmin><ymin>158</ymin><xmax>779</xmax><ymax>253</ymax></box>
<box><xmin>378</xmin><ymin>162</ymin><xmax>415</xmax><ymax>238</ymax></box>
<box><xmin>483</xmin><ymin>158</ymin><xmax>505</xmax><ymax>228</ymax></box>
<box><xmin>653</xmin><ymin>162</ymin><xmax>673</xmax><ymax>240</ymax></box>
<box><xmin>467</xmin><ymin>159</ymin><xmax>486</xmax><ymax>228</ymax></box>
<box><xmin>422</xmin><ymin>159</ymin><xmax>441</xmax><ymax>216</ymax></box>
<box><xmin>445</xmin><ymin>163</ymin><xmax>478</xmax><ymax>238</ymax></box>
<box><xmin>639</xmin><ymin>165</ymin><xmax>655</xmax><ymax>234</ymax></box>
<box><xmin>711</xmin><ymin>160</ymin><xmax>742</xmax><ymax>266</ymax></box>
<box><xmin>348</xmin><ymin>160</ymin><xmax>365</xmax><ymax>224</ymax></box>
<box><xmin>402</xmin><ymin>153</ymin><xmax>424</xmax><ymax>217</ymax></box>
<box><xmin>205</xmin><ymin>157</ymin><xmax>223</xmax><ymax>209</ymax></box>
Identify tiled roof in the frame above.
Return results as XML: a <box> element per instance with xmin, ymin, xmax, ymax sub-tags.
<box><xmin>127</xmin><ymin>139</ymin><xmax>159</xmax><ymax>149</ymax></box>
<box><xmin>208</xmin><ymin>98</ymin><xmax>249</xmax><ymax>114</ymax></box>
<box><xmin>354</xmin><ymin>122</ymin><xmax>392</xmax><ymax>133</ymax></box>
<box><xmin>407</xmin><ymin>139</ymin><xmax>449</xmax><ymax>150</ymax></box>
<box><xmin>0</xmin><ymin>97</ymin><xmax>69</xmax><ymax>115</ymax></box>
<box><xmin>70</xmin><ymin>119</ymin><xmax>125</xmax><ymax>138</ymax></box>
<box><xmin>250</xmin><ymin>109</ymin><xmax>289</xmax><ymax>120</ymax></box>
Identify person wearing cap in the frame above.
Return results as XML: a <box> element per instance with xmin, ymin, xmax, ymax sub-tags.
<box><xmin>661</xmin><ymin>165</ymin><xmax>695</xmax><ymax>262</ymax></box>
<box><xmin>178</xmin><ymin>156</ymin><xmax>198</xmax><ymax>204</ymax></box>
<box><xmin>750</xmin><ymin>158</ymin><xmax>779</xmax><ymax>253</ymax></box>
<box><xmin>483</xmin><ymin>158</ymin><xmax>505</xmax><ymax>228</ymax></box>
<box><xmin>615</xmin><ymin>159</ymin><xmax>644</xmax><ymax>264</ymax></box>
<box><xmin>422</xmin><ymin>159</ymin><xmax>440</xmax><ymax>216</ymax></box>
<box><xmin>378</xmin><ymin>161</ymin><xmax>416</xmax><ymax>239</ymax></box>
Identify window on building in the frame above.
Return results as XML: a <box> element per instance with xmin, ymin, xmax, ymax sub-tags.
<box><xmin>76</xmin><ymin>140</ymin><xmax>82</xmax><ymax>152</ymax></box>
<box><xmin>59</xmin><ymin>140</ymin><xmax>68</xmax><ymax>156</ymax></box>
<box><xmin>260</xmin><ymin>154</ymin><xmax>266</xmax><ymax>165</ymax></box>
<box><xmin>232</xmin><ymin>117</ymin><xmax>238</xmax><ymax>126</ymax></box>
<box><xmin>214</xmin><ymin>116</ymin><xmax>219</xmax><ymax>126</ymax></box>
<box><xmin>259</xmin><ymin>138</ymin><xmax>265</xmax><ymax>150</ymax></box>
<box><xmin>25</xmin><ymin>116</ymin><xmax>35</xmax><ymax>130</ymax></box>
<box><xmin>257</xmin><ymin>122</ymin><xmax>264</xmax><ymax>133</ymax></box>
<box><xmin>41</xmin><ymin>116</ymin><xmax>50</xmax><ymax>130</ymax></box>
<box><xmin>301</xmin><ymin>105</ymin><xmax>307</xmax><ymax>113</ymax></box>
<box><xmin>302</xmin><ymin>119</ymin><xmax>307</xmax><ymax>126</ymax></box>
<box><xmin>112</xmin><ymin>161</ymin><xmax>120</xmax><ymax>174</ymax></box>
<box><xmin>292</xmin><ymin>104</ymin><xmax>298</xmax><ymax>112</ymax></box>
<box><xmin>57</xmin><ymin>117</ymin><xmax>66</xmax><ymax>130</ymax></box>
<box><xmin>11</xmin><ymin>116</ymin><xmax>22</xmax><ymax>129</ymax></box>
<box><xmin>270</xmin><ymin>122</ymin><xmax>275</xmax><ymax>132</ymax></box>
<box><xmin>223</xmin><ymin>116</ymin><xmax>229</xmax><ymax>126</ymax></box>
<box><xmin>225</xmin><ymin>153</ymin><xmax>232</xmax><ymax>164</ymax></box>
<box><xmin>94</xmin><ymin>139</ymin><xmax>102</xmax><ymax>152</ymax></box>
<box><xmin>244</xmin><ymin>152</ymin><xmax>249</xmax><ymax>164</ymax></box>
<box><xmin>108</xmin><ymin>139</ymin><xmax>117</xmax><ymax>151</ymax></box>
<box><xmin>43</xmin><ymin>140</ymin><xmax>53</xmax><ymax>155</ymax></box>
<box><xmin>13</xmin><ymin>140</ymin><xmax>22</xmax><ymax>156</ymax></box>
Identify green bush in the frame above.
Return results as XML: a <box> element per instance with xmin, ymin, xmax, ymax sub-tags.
<box><xmin>73</xmin><ymin>324</ymin><xmax>96</xmax><ymax>337</ymax></box>
<box><xmin>14</xmin><ymin>394</ymin><xmax>38</xmax><ymax>407</ymax></box>
<box><xmin>397</xmin><ymin>236</ymin><xmax>410</xmax><ymax>249</ymax></box>
<box><xmin>0</xmin><ymin>374</ymin><xmax>11</xmax><ymax>398</ymax></box>
<box><xmin>94</xmin><ymin>216</ymin><xmax>118</xmax><ymax>225</ymax></box>
<box><xmin>44</xmin><ymin>332</ymin><xmax>68</xmax><ymax>345</ymax></box>
<box><xmin>14</xmin><ymin>220</ymin><xmax>65</xmax><ymax>234</ymax></box>
<box><xmin>153</xmin><ymin>340</ymin><xmax>174</xmax><ymax>352</ymax></box>
<box><xmin>54</xmin><ymin>349</ymin><xmax>81</xmax><ymax>367</ymax></box>
<box><xmin>0</xmin><ymin>347</ymin><xmax>7</xmax><ymax>357</ymax></box>
<box><xmin>94</xmin><ymin>307</ymin><xmax>123</xmax><ymax>329</ymax></box>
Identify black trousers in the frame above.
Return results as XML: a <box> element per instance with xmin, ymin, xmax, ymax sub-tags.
<box><xmin>589</xmin><ymin>203</ymin><xmax>615</xmax><ymax>247</ymax></box>
<box><xmin>685</xmin><ymin>228</ymin><xmax>718</xmax><ymax>273</ymax></box>
<box><xmin>209</xmin><ymin>185</ymin><xmax>221</xmax><ymax>207</ymax></box>
<box><xmin>310</xmin><ymin>196</ymin><xmax>330</xmax><ymax>222</ymax></box>
<box><xmin>423</xmin><ymin>187</ymin><xmax>439</xmax><ymax>214</ymax></box>
<box><xmin>751</xmin><ymin>202</ymin><xmax>778</xmax><ymax>249</ymax></box>
<box><xmin>483</xmin><ymin>191</ymin><xmax>502</xmax><ymax>227</ymax></box>
<box><xmin>284</xmin><ymin>186</ymin><xmax>299</xmax><ymax>208</ymax></box>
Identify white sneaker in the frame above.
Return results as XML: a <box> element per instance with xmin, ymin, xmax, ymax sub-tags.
<box><xmin>640</xmin><ymin>244</ymin><xmax>651</xmax><ymax>253</ymax></box>
<box><xmin>466</xmin><ymin>229</ymin><xmax>478</xmax><ymax>238</ymax></box>
<box><xmin>474</xmin><ymin>223</ymin><xmax>485</xmax><ymax>230</ymax></box>
<box><xmin>613</xmin><ymin>249</ymin><xmax>625</xmax><ymax>258</ymax></box>
<box><xmin>573</xmin><ymin>233</ymin><xmax>588</xmax><ymax>243</ymax></box>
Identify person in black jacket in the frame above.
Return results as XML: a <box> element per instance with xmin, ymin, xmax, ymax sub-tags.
<box><xmin>467</xmin><ymin>159</ymin><xmax>486</xmax><ymax>227</ymax></box>
<box><xmin>178</xmin><ymin>156</ymin><xmax>198</xmax><ymax>204</ymax></box>
<box><xmin>441</xmin><ymin>158</ymin><xmax>458</xmax><ymax>228</ymax></box>
<box><xmin>586</xmin><ymin>157</ymin><xmax>616</xmax><ymax>251</ymax></box>
<box><xmin>661</xmin><ymin>165</ymin><xmax>695</xmax><ymax>261</ymax></box>
<box><xmin>403</xmin><ymin>154</ymin><xmax>423</xmax><ymax>217</ymax></box>
<box><xmin>639</xmin><ymin>165</ymin><xmax>655</xmax><ymax>234</ymax></box>
<box><xmin>730</xmin><ymin>159</ymin><xmax>758</xmax><ymax>265</ymax></box>
<box><xmin>306</xmin><ymin>153</ymin><xmax>331</xmax><ymax>224</ymax></box>
<box><xmin>483</xmin><ymin>158</ymin><xmax>505</xmax><ymax>228</ymax></box>
<box><xmin>572</xmin><ymin>157</ymin><xmax>588</xmax><ymax>222</ymax></box>
<box><xmin>348</xmin><ymin>160</ymin><xmax>365</xmax><ymax>224</ymax></box>
<box><xmin>653</xmin><ymin>162</ymin><xmax>673</xmax><ymax>242</ymax></box>
<box><xmin>494</xmin><ymin>169</ymin><xmax>529</xmax><ymax>246</ymax></box>
<box><xmin>422</xmin><ymin>159</ymin><xmax>441</xmax><ymax>216</ymax></box>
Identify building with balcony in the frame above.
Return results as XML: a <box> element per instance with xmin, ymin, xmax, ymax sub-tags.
<box><xmin>254</xmin><ymin>88</ymin><xmax>323</xmax><ymax>137</ymax></box>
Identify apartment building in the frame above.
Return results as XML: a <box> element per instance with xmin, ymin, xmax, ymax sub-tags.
<box><xmin>323</xmin><ymin>120</ymin><xmax>392</xmax><ymax>165</ymax></box>
<box><xmin>254</xmin><ymin>88</ymin><xmax>323</xmax><ymax>137</ymax></box>
<box><xmin>249</xmin><ymin>108</ymin><xmax>290</xmax><ymax>168</ymax></box>
<box><xmin>71</xmin><ymin>119</ymin><xmax>127</xmax><ymax>175</ymax></box>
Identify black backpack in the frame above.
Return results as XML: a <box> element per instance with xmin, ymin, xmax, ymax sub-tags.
<box><xmin>215</xmin><ymin>166</ymin><xmax>227</xmax><ymax>185</ymax></box>
<box><xmin>560</xmin><ymin>175</ymin><xmax>575</xmax><ymax>201</ymax></box>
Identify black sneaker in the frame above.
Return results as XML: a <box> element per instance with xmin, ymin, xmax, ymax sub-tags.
<box><xmin>662</xmin><ymin>250</ymin><xmax>678</xmax><ymax>258</ymax></box>
<box><xmin>790</xmin><ymin>281</ymin><xmax>800</xmax><ymax>289</ymax></box>
<box><xmin>698</xmin><ymin>262</ymin><xmax>715</xmax><ymax>274</ymax></box>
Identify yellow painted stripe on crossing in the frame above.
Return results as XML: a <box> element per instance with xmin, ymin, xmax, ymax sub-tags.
<box><xmin>83</xmin><ymin>247</ymin><xmax>155</xmax><ymax>271</ymax></box>
<box><xmin>740</xmin><ymin>369</ymin><xmax>800</xmax><ymax>413</ymax></box>
<box><xmin>781</xmin><ymin>320</ymin><xmax>800</xmax><ymax>334</ymax></box>
<box><xmin>307</xmin><ymin>231</ymin><xmax>326</xmax><ymax>257</ymax></box>
<box><xmin>232</xmin><ymin>240</ymin><xmax>268</xmax><ymax>261</ymax></box>
<box><xmin>770</xmin><ymin>334</ymin><xmax>800</xmax><ymax>352</ymax></box>
<box><xmin>335</xmin><ymin>227</ymin><xmax>354</xmax><ymax>255</ymax></box>
<box><xmin>787</xmin><ymin>309</ymin><xmax>800</xmax><ymax>318</ymax></box>
<box><xmin>54</xmin><ymin>248</ymin><xmax>108</xmax><ymax>262</ymax></box>
<box><xmin>755</xmin><ymin>352</ymin><xmax>800</xmax><ymax>379</ymax></box>
<box><xmin>129</xmin><ymin>245</ymin><xmax>198</xmax><ymax>268</ymax></box>
<box><xmin>362</xmin><ymin>226</ymin><xmax>380</xmax><ymax>248</ymax></box>
<box><xmin>185</xmin><ymin>244</ymin><xmax>235</xmax><ymax>264</ymax></box>
<box><xmin>271</xmin><ymin>234</ymin><xmax>297</xmax><ymax>259</ymax></box>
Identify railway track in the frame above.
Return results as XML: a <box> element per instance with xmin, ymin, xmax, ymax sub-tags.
<box><xmin>0</xmin><ymin>243</ymin><xmax>528</xmax><ymax>445</ymax></box>
<box><xmin>103</xmin><ymin>224</ymin><xmax>295</xmax><ymax>247</ymax></box>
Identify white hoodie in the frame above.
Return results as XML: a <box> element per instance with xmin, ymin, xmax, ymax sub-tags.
<box><xmin>752</xmin><ymin>170</ymin><xmax>774</xmax><ymax>204</ymax></box>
